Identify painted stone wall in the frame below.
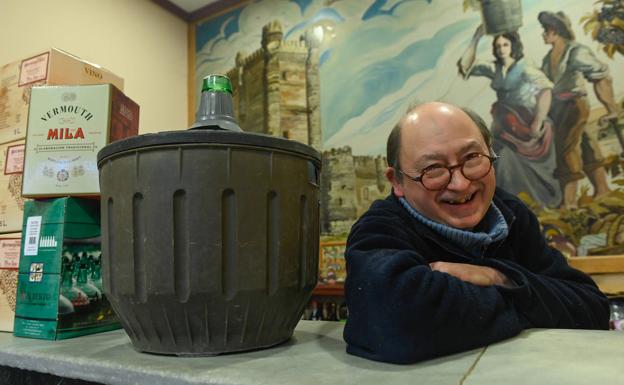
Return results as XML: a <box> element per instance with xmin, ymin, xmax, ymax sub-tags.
<box><xmin>194</xmin><ymin>0</ymin><xmax>624</xmax><ymax>254</ymax></box>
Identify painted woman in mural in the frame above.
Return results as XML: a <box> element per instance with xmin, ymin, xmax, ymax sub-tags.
<box><xmin>458</xmin><ymin>25</ymin><xmax>561</xmax><ymax>208</ymax></box>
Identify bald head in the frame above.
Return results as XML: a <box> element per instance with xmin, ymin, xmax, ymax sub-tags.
<box><xmin>385</xmin><ymin>102</ymin><xmax>497</xmax><ymax>229</ymax></box>
<box><xmin>386</xmin><ymin>102</ymin><xmax>492</xmax><ymax>175</ymax></box>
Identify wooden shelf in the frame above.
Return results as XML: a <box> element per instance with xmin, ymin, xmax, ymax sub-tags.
<box><xmin>567</xmin><ymin>255</ymin><xmax>624</xmax><ymax>274</ymax></box>
<box><xmin>312</xmin><ymin>283</ymin><xmax>344</xmax><ymax>296</ymax></box>
<box><xmin>589</xmin><ymin>273</ymin><xmax>624</xmax><ymax>296</ymax></box>
<box><xmin>567</xmin><ymin>255</ymin><xmax>624</xmax><ymax>296</ymax></box>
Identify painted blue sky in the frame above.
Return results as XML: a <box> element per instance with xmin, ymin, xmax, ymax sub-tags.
<box><xmin>195</xmin><ymin>0</ymin><xmax>624</xmax><ymax>155</ymax></box>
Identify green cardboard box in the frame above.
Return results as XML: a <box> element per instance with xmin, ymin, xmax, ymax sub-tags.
<box><xmin>13</xmin><ymin>197</ymin><xmax>120</xmax><ymax>339</ymax></box>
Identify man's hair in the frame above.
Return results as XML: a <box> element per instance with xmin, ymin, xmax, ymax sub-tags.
<box><xmin>492</xmin><ymin>32</ymin><xmax>524</xmax><ymax>64</ymax></box>
<box><xmin>386</xmin><ymin>105</ymin><xmax>492</xmax><ymax>180</ymax></box>
<box><xmin>538</xmin><ymin>11</ymin><xmax>575</xmax><ymax>41</ymax></box>
<box><xmin>461</xmin><ymin>107</ymin><xmax>492</xmax><ymax>148</ymax></box>
<box><xmin>543</xmin><ymin>24</ymin><xmax>564</xmax><ymax>39</ymax></box>
<box><xmin>387</xmin><ymin>121</ymin><xmax>402</xmax><ymax>169</ymax></box>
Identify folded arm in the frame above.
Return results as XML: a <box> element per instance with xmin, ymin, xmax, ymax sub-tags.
<box><xmin>476</xmin><ymin>202</ymin><xmax>610</xmax><ymax>330</ymax></box>
<box><xmin>343</xmin><ymin>199</ymin><xmax>610</xmax><ymax>364</ymax></box>
<box><xmin>343</xmin><ymin>215</ymin><xmax>525</xmax><ymax>364</ymax></box>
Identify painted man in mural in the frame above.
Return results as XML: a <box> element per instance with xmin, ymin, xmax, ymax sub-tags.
<box><xmin>343</xmin><ymin>102</ymin><xmax>609</xmax><ymax>364</ymax></box>
<box><xmin>458</xmin><ymin>25</ymin><xmax>561</xmax><ymax>208</ymax></box>
<box><xmin>539</xmin><ymin>11</ymin><xmax>620</xmax><ymax>209</ymax></box>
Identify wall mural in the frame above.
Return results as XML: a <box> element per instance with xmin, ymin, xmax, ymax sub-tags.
<box><xmin>193</xmin><ymin>0</ymin><xmax>624</xmax><ymax>257</ymax></box>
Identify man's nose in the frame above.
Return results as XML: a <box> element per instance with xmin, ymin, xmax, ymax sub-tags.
<box><xmin>446</xmin><ymin>168</ymin><xmax>471</xmax><ymax>190</ymax></box>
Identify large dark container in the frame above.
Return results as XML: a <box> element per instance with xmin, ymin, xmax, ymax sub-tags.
<box><xmin>480</xmin><ymin>0</ymin><xmax>522</xmax><ymax>35</ymax></box>
<box><xmin>97</xmin><ymin>130</ymin><xmax>321</xmax><ymax>355</ymax></box>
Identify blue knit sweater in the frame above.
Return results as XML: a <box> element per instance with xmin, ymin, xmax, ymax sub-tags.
<box><xmin>398</xmin><ymin>197</ymin><xmax>508</xmax><ymax>258</ymax></box>
<box><xmin>343</xmin><ymin>188</ymin><xmax>609</xmax><ymax>364</ymax></box>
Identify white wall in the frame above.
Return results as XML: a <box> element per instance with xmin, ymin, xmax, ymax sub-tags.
<box><xmin>0</xmin><ymin>0</ymin><xmax>188</xmax><ymax>134</ymax></box>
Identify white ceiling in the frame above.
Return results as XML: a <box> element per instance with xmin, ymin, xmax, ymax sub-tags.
<box><xmin>168</xmin><ymin>0</ymin><xmax>220</xmax><ymax>13</ymax></box>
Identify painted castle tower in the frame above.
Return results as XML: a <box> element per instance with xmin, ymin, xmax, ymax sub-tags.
<box><xmin>321</xmin><ymin>147</ymin><xmax>388</xmax><ymax>234</ymax></box>
<box><xmin>227</xmin><ymin>20</ymin><xmax>322</xmax><ymax>150</ymax></box>
<box><xmin>226</xmin><ymin>21</ymin><xmax>389</xmax><ymax>234</ymax></box>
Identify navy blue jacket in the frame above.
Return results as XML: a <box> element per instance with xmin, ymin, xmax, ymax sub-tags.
<box><xmin>343</xmin><ymin>188</ymin><xmax>610</xmax><ymax>364</ymax></box>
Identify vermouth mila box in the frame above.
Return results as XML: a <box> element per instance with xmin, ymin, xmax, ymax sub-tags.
<box><xmin>21</xmin><ymin>84</ymin><xmax>139</xmax><ymax>197</ymax></box>
<box><xmin>13</xmin><ymin>198</ymin><xmax>120</xmax><ymax>340</ymax></box>
<box><xmin>0</xmin><ymin>48</ymin><xmax>124</xmax><ymax>146</ymax></box>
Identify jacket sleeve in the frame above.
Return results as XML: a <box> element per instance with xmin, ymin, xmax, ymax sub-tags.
<box><xmin>343</xmin><ymin>209</ymin><xmax>525</xmax><ymax>364</ymax></box>
<box><xmin>477</xmin><ymin>200</ymin><xmax>611</xmax><ymax>330</ymax></box>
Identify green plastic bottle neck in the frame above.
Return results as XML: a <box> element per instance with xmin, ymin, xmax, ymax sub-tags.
<box><xmin>201</xmin><ymin>74</ymin><xmax>232</xmax><ymax>94</ymax></box>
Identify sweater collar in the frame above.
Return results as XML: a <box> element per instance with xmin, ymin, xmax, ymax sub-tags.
<box><xmin>398</xmin><ymin>196</ymin><xmax>509</xmax><ymax>257</ymax></box>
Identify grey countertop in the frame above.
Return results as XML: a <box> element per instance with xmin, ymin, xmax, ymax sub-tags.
<box><xmin>0</xmin><ymin>321</ymin><xmax>623</xmax><ymax>385</ymax></box>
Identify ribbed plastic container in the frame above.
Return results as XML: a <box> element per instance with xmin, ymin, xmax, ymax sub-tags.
<box><xmin>97</xmin><ymin>129</ymin><xmax>321</xmax><ymax>355</ymax></box>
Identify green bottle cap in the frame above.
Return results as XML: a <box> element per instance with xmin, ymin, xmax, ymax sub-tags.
<box><xmin>201</xmin><ymin>74</ymin><xmax>232</xmax><ymax>94</ymax></box>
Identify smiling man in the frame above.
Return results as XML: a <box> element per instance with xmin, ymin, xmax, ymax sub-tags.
<box><xmin>342</xmin><ymin>102</ymin><xmax>609</xmax><ymax>364</ymax></box>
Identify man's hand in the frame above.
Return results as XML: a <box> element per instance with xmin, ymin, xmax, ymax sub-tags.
<box><xmin>429</xmin><ymin>262</ymin><xmax>514</xmax><ymax>288</ymax></box>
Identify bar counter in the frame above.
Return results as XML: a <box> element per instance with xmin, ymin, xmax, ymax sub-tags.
<box><xmin>0</xmin><ymin>321</ymin><xmax>622</xmax><ymax>385</ymax></box>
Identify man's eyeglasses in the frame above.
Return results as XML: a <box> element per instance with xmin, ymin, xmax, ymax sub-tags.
<box><xmin>397</xmin><ymin>153</ymin><xmax>498</xmax><ymax>191</ymax></box>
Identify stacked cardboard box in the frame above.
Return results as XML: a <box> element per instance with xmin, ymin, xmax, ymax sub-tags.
<box><xmin>0</xmin><ymin>48</ymin><xmax>125</xmax><ymax>233</ymax></box>
<box><xmin>0</xmin><ymin>48</ymin><xmax>124</xmax><ymax>145</ymax></box>
<box><xmin>0</xmin><ymin>48</ymin><xmax>136</xmax><ymax>339</ymax></box>
<box><xmin>14</xmin><ymin>198</ymin><xmax>120</xmax><ymax>339</ymax></box>
<box><xmin>0</xmin><ymin>136</ymin><xmax>24</xmax><ymax>333</ymax></box>
<box><xmin>0</xmin><ymin>234</ymin><xmax>20</xmax><ymax>332</ymax></box>
<box><xmin>22</xmin><ymin>84</ymin><xmax>139</xmax><ymax>197</ymax></box>
<box><xmin>0</xmin><ymin>140</ymin><xmax>25</xmax><ymax>234</ymax></box>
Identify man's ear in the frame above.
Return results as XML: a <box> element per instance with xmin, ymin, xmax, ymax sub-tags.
<box><xmin>385</xmin><ymin>167</ymin><xmax>405</xmax><ymax>197</ymax></box>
